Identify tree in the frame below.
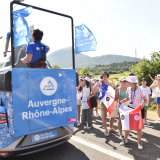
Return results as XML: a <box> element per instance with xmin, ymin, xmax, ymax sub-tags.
<box><xmin>53</xmin><ymin>65</ymin><xmax>61</xmax><ymax>69</ymax></box>
<box><xmin>130</xmin><ymin>51</ymin><xmax>160</xmax><ymax>86</ymax></box>
<box><xmin>79</xmin><ymin>67</ymin><xmax>94</xmax><ymax>78</ymax></box>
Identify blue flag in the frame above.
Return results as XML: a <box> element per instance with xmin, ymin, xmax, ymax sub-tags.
<box><xmin>75</xmin><ymin>24</ymin><xmax>97</xmax><ymax>54</ymax></box>
<box><xmin>13</xmin><ymin>7</ymin><xmax>32</xmax><ymax>48</ymax></box>
<box><xmin>99</xmin><ymin>81</ymin><xmax>108</xmax><ymax>100</ymax></box>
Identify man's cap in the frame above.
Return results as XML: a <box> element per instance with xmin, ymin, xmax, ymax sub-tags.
<box><xmin>141</xmin><ymin>78</ymin><xmax>147</xmax><ymax>82</ymax></box>
<box><xmin>129</xmin><ymin>73</ymin><xmax>136</xmax><ymax>76</ymax></box>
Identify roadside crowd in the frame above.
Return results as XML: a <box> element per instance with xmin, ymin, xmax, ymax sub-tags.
<box><xmin>76</xmin><ymin>72</ymin><xmax>160</xmax><ymax>150</ymax></box>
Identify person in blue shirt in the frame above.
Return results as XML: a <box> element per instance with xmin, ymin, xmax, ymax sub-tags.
<box><xmin>4</xmin><ymin>32</ymin><xmax>11</xmax><ymax>57</ymax></box>
<box><xmin>20</xmin><ymin>29</ymin><xmax>50</xmax><ymax>68</ymax></box>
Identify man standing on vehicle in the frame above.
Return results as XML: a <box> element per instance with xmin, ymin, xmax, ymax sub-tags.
<box><xmin>20</xmin><ymin>29</ymin><xmax>50</xmax><ymax>68</ymax></box>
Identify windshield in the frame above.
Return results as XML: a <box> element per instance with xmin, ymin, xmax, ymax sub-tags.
<box><xmin>1</xmin><ymin>2</ymin><xmax>74</xmax><ymax>69</ymax></box>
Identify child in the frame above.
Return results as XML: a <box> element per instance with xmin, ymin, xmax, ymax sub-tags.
<box><xmin>140</xmin><ymin>78</ymin><xmax>151</xmax><ymax>125</ymax></box>
<box><xmin>81</xmin><ymin>78</ymin><xmax>95</xmax><ymax>129</ymax></box>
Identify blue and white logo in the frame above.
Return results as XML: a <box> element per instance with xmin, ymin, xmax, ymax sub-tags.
<box><xmin>34</xmin><ymin>135</ymin><xmax>40</xmax><ymax>141</ymax></box>
<box><xmin>40</xmin><ymin>77</ymin><xmax>57</xmax><ymax>96</ymax></box>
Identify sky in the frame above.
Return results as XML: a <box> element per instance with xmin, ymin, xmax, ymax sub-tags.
<box><xmin>0</xmin><ymin>0</ymin><xmax>160</xmax><ymax>62</ymax></box>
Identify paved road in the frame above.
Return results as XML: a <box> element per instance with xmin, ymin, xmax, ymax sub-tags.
<box><xmin>5</xmin><ymin>113</ymin><xmax>160</xmax><ymax>160</ymax></box>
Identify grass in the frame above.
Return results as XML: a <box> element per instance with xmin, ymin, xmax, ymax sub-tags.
<box><xmin>147</xmin><ymin>110</ymin><xmax>158</xmax><ymax>121</ymax></box>
<box><xmin>95</xmin><ymin>71</ymin><xmax>130</xmax><ymax>83</ymax></box>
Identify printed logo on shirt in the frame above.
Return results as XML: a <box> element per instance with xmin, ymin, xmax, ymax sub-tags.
<box><xmin>106</xmin><ymin>97</ymin><xmax>110</xmax><ymax>101</ymax></box>
<box><xmin>121</xmin><ymin>115</ymin><xmax>125</xmax><ymax>120</ymax></box>
<box><xmin>36</xmin><ymin>47</ymin><xmax>44</xmax><ymax>50</ymax></box>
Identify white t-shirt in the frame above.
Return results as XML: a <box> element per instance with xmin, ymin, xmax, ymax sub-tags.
<box><xmin>127</xmin><ymin>86</ymin><xmax>145</xmax><ymax>109</ymax></box>
<box><xmin>81</xmin><ymin>85</ymin><xmax>90</xmax><ymax>110</ymax></box>
<box><xmin>140</xmin><ymin>86</ymin><xmax>151</xmax><ymax>106</ymax></box>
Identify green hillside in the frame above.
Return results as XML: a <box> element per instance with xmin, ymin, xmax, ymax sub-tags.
<box><xmin>47</xmin><ymin>47</ymin><xmax>141</xmax><ymax>68</ymax></box>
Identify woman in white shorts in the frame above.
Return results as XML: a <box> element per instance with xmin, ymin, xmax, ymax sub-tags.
<box><xmin>76</xmin><ymin>78</ymin><xmax>83</xmax><ymax>126</ymax></box>
<box><xmin>120</xmin><ymin>75</ymin><xmax>147</xmax><ymax>149</ymax></box>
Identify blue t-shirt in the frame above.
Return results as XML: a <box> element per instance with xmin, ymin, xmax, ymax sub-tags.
<box><xmin>26</xmin><ymin>41</ymin><xmax>49</xmax><ymax>64</ymax></box>
<box><xmin>6</xmin><ymin>32</ymin><xmax>11</xmax><ymax>39</ymax></box>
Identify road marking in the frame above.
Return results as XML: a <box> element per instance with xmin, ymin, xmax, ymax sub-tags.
<box><xmin>71</xmin><ymin>136</ymin><xmax>133</xmax><ymax>160</ymax></box>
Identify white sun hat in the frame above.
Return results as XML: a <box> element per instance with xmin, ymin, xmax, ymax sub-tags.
<box><xmin>84</xmin><ymin>77</ymin><xmax>90</xmax><ymax>82</ymax></box>
<box><xmin>126</xmin><ymin>76</ymin><xmax>138</xmax><ymax>83</ymax></box>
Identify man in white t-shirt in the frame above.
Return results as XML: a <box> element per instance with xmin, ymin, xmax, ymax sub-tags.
<box><xmin>140</xmin><ymin>78</ymin><xmax>151</xmax><ymax>125</ymax></box>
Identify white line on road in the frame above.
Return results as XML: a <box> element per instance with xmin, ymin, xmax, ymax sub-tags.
<box><xmin>71</xmin><ymin>136</ymin><xmax>133</xmax><ymax>160</ymax></box>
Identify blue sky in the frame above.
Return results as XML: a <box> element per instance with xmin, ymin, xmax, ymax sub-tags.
<box><xmin>0</xmin><ymin>0</ymin><xmax>160</xmax><ymax>62</ymax></box>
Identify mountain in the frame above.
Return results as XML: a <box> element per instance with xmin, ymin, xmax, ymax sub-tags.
<box><xmin>47</xmin><ymin>47</ymin><xmax>141</xmax><ymax>68</ymax></box>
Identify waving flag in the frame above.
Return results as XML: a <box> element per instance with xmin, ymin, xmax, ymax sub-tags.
<box><xmin>13</xmin><ymin>7</ymin><xmax>32</xmax><ymax>47</ymax></box>
<box><xmin>75</xmin><ymin>23</ymin><xmax>97</xmax><ymax>54</ymax></box>
<box><xmin>119</xmin><ymin>104</ymin><xmax>144</xmax><ymax>130</ymax></box>
<box><xmin>99</xmin><ymin>82</ymin><xmax>115</xmax><ymax>116</ymax></box>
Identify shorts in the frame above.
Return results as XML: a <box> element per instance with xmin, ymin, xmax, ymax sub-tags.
<box><xmin>110</xmin><ymin>101</ymin><xmax>119</xmax><ymax>118</ymax></box>
<box><xmin>100</xmin><ymin>102</ymin><xmax>108</xmax><ymax>117</ymax></box>
<box><xmin>95</xmin><ymin>93</ymin><xmax>99</xmax><ymax>99</ymax></box>
<box><xmin>144</xmin><ymin>106</ymin><xmax>149</xmax><ymax>110</ymax></box>
<box><xmin>77</xmin><ymin>99</ymin><xmax>82</xmax><ymax>105</ymax></box>
<box><xmin>156</xmin><ymin>97</ymin><xmax>160</xmax><ymax>104</ymax></box>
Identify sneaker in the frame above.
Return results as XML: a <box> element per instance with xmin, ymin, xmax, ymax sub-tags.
<box><xmin>138</xmin><ymin>142</ymin><xmax>143</xmax><ymax>149</ymax></box>
<box><xmin>119</xmin><ymin>133</ymin><xmax>124</xmax><ymax>139</ymax></box>
<box><xmin>104</xmin><ymin>130</ymin><xmax>109</xmax><ymax>136</ymax></box>
<box><xmin>144</xmin><ymin>121</ymin><xmax>150</xmax><ymax>126</ymax></box>
<box><xmin>120</xmin><ymin>139</ymin><xmax>128</xmax><ymax>146</ymax></box>
<box><xmin>77</xmin><ymin>121</ymin><xmax>80</xmax><ymax>126</ymax></box>
<box><xmin>84</xmin><ymin>126</ymin><xmax>87</xmax><ymax>129</ymax></box>
<box><xmin>87</xmin><ymin>126</ymin><xmax>92</xmax><ymax>129</ymax></box>
<box><xmin>109</xmin><ymin>128</ymin><xmax>118</xmax><ymax>133</ymax></box>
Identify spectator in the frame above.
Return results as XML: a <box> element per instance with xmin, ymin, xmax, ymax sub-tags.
<box><xmin>120</xmin><ymin>75</ymin><xmax>147</xmax><ymax>149</ymax></box>
<box><xmin>93</xmin><ymin>78</ymin><xmax>100</xmax><ymax>116</ymax></box>
<box><xmin>81</xmin><ymin>77</ymin><xmax>95</xmax><ymax>129</ymax></box>
<box><xmin>140</xmin><ymin>78</ymin><xmax>151</xmax><ymax>125</ymax></box>
<box><xmin>76</xmin><ymin>78</ymin><xmax>83</xmax><ymax>126</ymax></box>
<box><xmin>148</xmin><ymin>73</ymin><xmax>157</xmax><ymax>82</ymax></box>
<box><xmin>150</xmin><ymin>74</ymin><xmax>160</xmax><ymax>121</ymax></box>
<box><xmin>95</xmin><ymin>72</ymin><xmax>116</xmax><ymax>136</ymax></box>
<box><xmin>114</xmin><ymin>77</ymin><xmax>127</xmax><ymax>139</ymax></box>
<box><xmin>115</xmin><ymin>77</ymin><xmax>120</xmax><ymax>89</ymax></box>
<box><xmin>76</xmin><ymin>70</ymin><xmax>79</xmax><ymax>87</ymax></box>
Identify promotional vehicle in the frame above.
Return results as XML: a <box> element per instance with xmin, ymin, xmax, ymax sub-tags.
<box><xmin>0</xmin><ymin>1</ymin><xmax>76</xmax><ymax>158</ymax></box>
